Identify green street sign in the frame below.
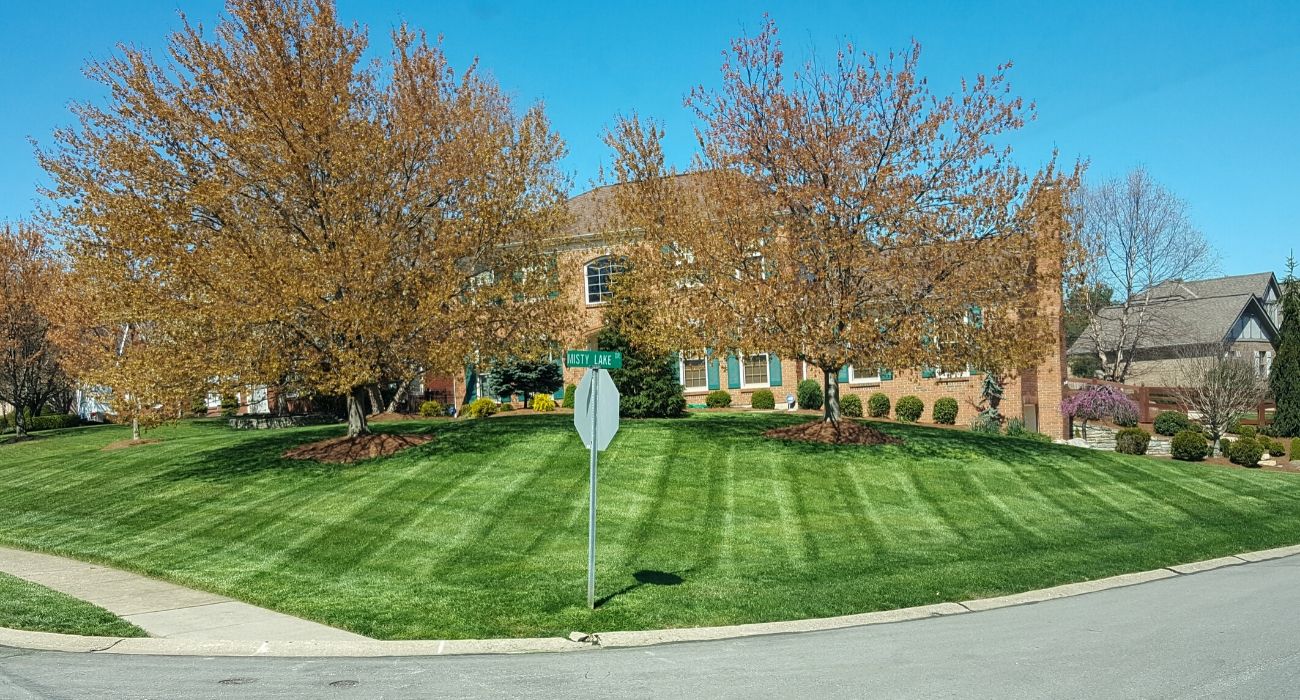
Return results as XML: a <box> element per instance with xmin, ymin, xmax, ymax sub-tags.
<box><xmin>566</xmin><ymin>349</ymin><xmax>623</xmax><ymax>369</ymax></box>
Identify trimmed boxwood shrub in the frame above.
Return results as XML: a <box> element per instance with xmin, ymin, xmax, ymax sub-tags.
<box><xmin>1230</xmin><ymin>436</ymin><xmax>1264</xmax><ymax>467</ymax></box>
<box><xmin>796</xmin><ymin>379</ymin><xmax>823</xmax><ymax>410</ymax></box>
<box><xmin>1171</xmin><ymin>429</ymin><xmax>1208</xmax><ymax>461</ymax></box>
<box><xmin>867</xmin><ymin>392</ymin><xmax>890</xmax><ymax>418</ymax></box>
<box><xmin>1219</xmin><ymin>437</ymin><xmax>1233</xmax><ymax>458</ymax></box>
<box><xmin>932</xmin><ymin>397</ymin><xmax>959</xmax><ymax>425</ymax></box>
<box><xmin>419</xmin><ymin>400</ymin><xmax>444</xmax><ymax>417</ymax></box>
<box><xmin>840</xmin><ymin>393</ymin><xmax>863</xmax><ymax>417</ymax></box>
<box><xmin>562</xmin><ymin>384</ymin><xmax>576</xmax><ymax>409</ymax></box>
<box><xmin>464</xmin><ymin>397</ymin><xmax>498</xmax><ymax>418</ymax></box>
<box><xmin>1115</xmin><ymin>427</ymin><xmax>1150</xmax><ymax>455</ymax></box>
<box><xmin>530</xmin><ymin>394</ymin><xmax>556</xmax><ymax>412</ymax></box>
<box><xmin>895</xmin><ymin>395</ymin><xmax>924</xmax><ymax>423</ymax></box>
<box><xmin>1153</xmin><ymin>411</ymin><xmax>1192</xmax><ymax>436</ymax></box>
<box><xmin>751</xmin><ymin>389</ymin><xmax>776</xmax><ymax>410</ymax></box>
<box><xmin>1259</xmin><ymin>436</ymin><xmax>1286</xmax><ymax>457</ymax></box>
<box><xmin>706</xmin><ymin>390</ymin><xmax>732</xmax><ymax>408</ymax></box>
<box><xmin>1237</xmin><ymin>424</ymin><xmax>1257</xmax><ymax>439</ymax></box>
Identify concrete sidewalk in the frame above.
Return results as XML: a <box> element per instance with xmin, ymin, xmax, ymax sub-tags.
<box><xmin>0</xmin><ymin>546</ymin><xmax>366</xmax><ymax>641</ymax></box>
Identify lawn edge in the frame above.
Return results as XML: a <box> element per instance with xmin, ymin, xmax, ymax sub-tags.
<box><xmin>4</xmin><ymin>542</ymin><xmax>1298</xmax><ymax>657</ymax></box>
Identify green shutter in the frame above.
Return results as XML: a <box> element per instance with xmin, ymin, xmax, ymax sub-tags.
<box><xmin>707</xmin><ymin>356</ymin><xmax>720</xmax><ymax>390</ymax></box>
<box><xmin>880</xmin><ymin>368</ymin><xmax>893</xmax><ymax>381</ymax></box>
<box><xmin>768</xmin><ymin>355</ymin><xmax>783</xmax><ymax>386</ymax></box>
<box><xmin>670</xmin><ymin>352</ymin><xmax>682</xmax><ymax>386</ymax></box>
<box><xmin>970</xmin><ymin>305</ymin><xmax>984</xmax><ymax>328</ymax></box>
<box><xmin>837</xmin><ymin>366</ymin><xmax>849</xmax><ymax>383</ymax></box>
<box><xmin>726</xmin><ymin>354</ymin><xmax>741</xmax><ymax>389</ymax></box>
<box><xmin>921</xmin><ymin>367</ymin><xmax>937</xmax><ymax>379</ymax></box>
<box><xmin>552</xmin><ymin>360</ymin><xmax>565</xmax><ymax>399</ymax></box>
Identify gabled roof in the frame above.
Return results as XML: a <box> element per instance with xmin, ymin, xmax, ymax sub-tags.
<box><xmin>1144</xmin><ymin>272</ymin><xmax>1278</xmax><ymax>302</ymax></box>
<box><xmin>1068</xmin><ymin>273</ymin><xmax>1281</xmax><ymax>356</ymax></box>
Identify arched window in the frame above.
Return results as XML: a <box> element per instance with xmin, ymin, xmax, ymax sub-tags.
<box><xmin>585</xmin><ymin>256</ymin><xmax>623</xmax><ymax>304</ymax></box>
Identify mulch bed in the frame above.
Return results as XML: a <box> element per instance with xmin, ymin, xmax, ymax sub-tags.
<box><xmin>763</xmin><ymin>419</ymin><xmax>903</xmax><ymax>446</ymax></box>
<box><xmin>102</xmin><ymin>438</ymin><xmax>161</xmax><ymax>451</ymax></box>
<box><xmin>367</xmin><ymin>412</ymin><xmax>424</xmax><ymax>423</ymax></box>
<box><xmin>283</xmin><ymin>433</ymin><xmax>435</xmax><ymax>464</ymax></box>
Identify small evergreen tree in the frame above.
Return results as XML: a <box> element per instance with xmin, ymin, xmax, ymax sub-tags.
<box><xmin>597</xmin><ymin>290</ymin><xmax>685</xmax><ymax>418</ymax></box>
<box><xmin>1271</xmin><ymin>255</ymin><xmax>1300</xmax><ymax>437</ymax></box>
<box><xmin>485</xmin><ymin>359</ymin><xmax>563</xmax><ymax>405</ymax></box>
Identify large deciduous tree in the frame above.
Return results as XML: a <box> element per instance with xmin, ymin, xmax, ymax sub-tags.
<box><xmin>1072</xmin><ymin>166</ymin><xmax>1217</xmax><ymax>382</ymax></box>
<box><xmin>602</xmin><ymin>20</ymin><xmax>1076</xmax><ymax>435</ymax></box>
<box><xmin>1270</xmin><ymin>256</ymin><xmax>1300</xmax><ymax>437</ymax></box>
<box><xmin>0</xmin><ymin>224</ymin><xmax>73</xmax><ymax>437</ymax></box>
<box><xmin>40</xmin><ymin>0</ymin><xmax>571</xmax><ymax>439</ymax></box>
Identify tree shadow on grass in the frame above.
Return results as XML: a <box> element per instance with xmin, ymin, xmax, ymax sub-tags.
<box><xmin>152</xmin><ymin>414</ymin><xmax>576</xmax><ymax>483</ymax></box>
<box><xmin>596</xmin><ymin>568</ymin><xmax>689</xmax><ymax>608</ymax></box>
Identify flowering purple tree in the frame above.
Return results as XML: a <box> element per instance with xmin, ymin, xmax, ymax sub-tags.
<box><xmin>1061</xmin><ymin>386</ymin><xmax>1140</xmax><ymax>437</ymax></box>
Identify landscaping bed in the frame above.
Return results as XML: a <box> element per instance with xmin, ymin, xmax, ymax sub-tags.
<box><xmin>3</xmin><ymin>414</ymin><xmax>1300</xmax><ymax>640</ymax></box>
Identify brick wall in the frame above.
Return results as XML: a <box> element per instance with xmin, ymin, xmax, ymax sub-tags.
<box><xmin>430</xmin><ymin>234</ymin><xmax>1070</xmax><ymax>437</ymax></box>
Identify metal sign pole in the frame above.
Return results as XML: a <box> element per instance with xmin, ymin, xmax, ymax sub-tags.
<box><xmin>587</xmin><ymin>368</ymin><xmax>599</xmax><ymax>609</ymax></box>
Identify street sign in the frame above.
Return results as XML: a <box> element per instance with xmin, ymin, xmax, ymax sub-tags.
<box><xmin>573</xmin><ymin>369</ymin><xmax>620</xmax><ymax>450</ymax></box>
<box><xmin>573</xmin><ymin>367</ymin><xmax>621</xmax><ymax>609</ymax></box>
<box><xmin>566</xmin><ymin>349</ymin><xmax>623</xmax><ymax>369</ymax></box>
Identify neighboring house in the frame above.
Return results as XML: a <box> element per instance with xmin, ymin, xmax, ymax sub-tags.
<box><xmin>1067</xmin><ymin>272</ymin><xmax>1282</xmax><ymax>386</ymax></box>
<box><xmin>424</xmin><ymin>183</ymin><xmax>1071</xmax><ymax>437</ymax></box>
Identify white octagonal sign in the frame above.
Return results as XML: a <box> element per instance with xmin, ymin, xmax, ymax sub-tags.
<box><xmin>574</xmin><ymin>369</ymin><xmax>620</xmax><ymax>451</ymax></box>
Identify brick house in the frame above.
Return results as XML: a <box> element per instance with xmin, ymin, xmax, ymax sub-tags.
<box><xmin>429</xmin><ymin>183</ymin><xmax>1069</xmax><ymax>438</ymax></box>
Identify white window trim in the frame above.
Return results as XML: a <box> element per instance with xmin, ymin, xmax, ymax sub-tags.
<box><xmin>585</xmin><ymin>256</ymin><xmax>618</xmax><ymax>305</ymax></box>
<box><xmin>739</xmin><ymin>353</ymin><xmax>771</xmax><ymax>389</ymax></box>
<box><xmin>847</xmin><ymin>364</ymin><xmax>881</xmax><ymax>385</ymax></box>
<box><xmin>679</xmin><ymin>356</ymin><xmax>709</xmax><ymax>393</ymax></box>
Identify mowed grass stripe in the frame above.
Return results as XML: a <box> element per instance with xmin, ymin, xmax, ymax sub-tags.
<box><xmin>4</xmin><ymin>413</ymin><xmax>1300</xmax><ymax>639</ymax></box>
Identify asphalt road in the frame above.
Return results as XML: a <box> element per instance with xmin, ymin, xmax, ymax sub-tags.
<box><xmin>3</xmin><ymin>555</ymin><xmax>1299</xmax><ymax>699</ymax></box>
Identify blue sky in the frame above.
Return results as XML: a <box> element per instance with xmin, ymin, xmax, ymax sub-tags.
<box><xmin>2</xmin><ymin>0</ymin><xmax>1297</xmax><ymax>276</ymax></box>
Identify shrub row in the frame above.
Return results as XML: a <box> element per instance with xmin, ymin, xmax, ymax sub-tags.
<box><xmin>2</xmin><ymin>413</ymin><xmax>81</xmax><ymax>432</ymax></box>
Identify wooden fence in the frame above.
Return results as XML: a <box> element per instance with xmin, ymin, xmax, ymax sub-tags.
<box><xmin>1063</xmin><ymin>378</ymin><xmax>1275</xmax><ymax>426</ymax></box>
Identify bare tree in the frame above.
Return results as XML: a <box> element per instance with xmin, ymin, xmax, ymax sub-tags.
<box><xmin>1171</xmin><ymin>343</ymin><xmax>1266</xmax><ymax>444</ymax></box>
<box><xmin>1074</xmin><ymin>167</ymin><xmax>1216</xmax><ymax>382</ymax></box>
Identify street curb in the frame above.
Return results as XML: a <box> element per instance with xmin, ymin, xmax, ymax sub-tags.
<box><xmin>3</xmin><ymin>545</ymin><xmax>1297</xmax><ymax>658</ymax></box>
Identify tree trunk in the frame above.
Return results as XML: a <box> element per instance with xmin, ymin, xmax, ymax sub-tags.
<box><xmin>822</xmin><ymin>368</ymin><xmax>841</xmax><ymax>423</ymax></box>
<box><xmin>386</xmin><ymin>373</ymin><xmax>420</xmax><ymax>414</ymax></box>
<box><xmin>13</xmin><ymin>409</ymin><xmax>26</xmax><ymax>439</ymax></box>
<box><xmin>366</xmin><ymin>384</ymin><xmax>384</xmax><ymax>416</ymax></box>
<box><xmin>347</xmin><ymin>387</ymin><xmax>371</xmax><ymax>438</ymax></box>
<box><xmin>131</xmin><ymin>415</ymin><xmax>140</xmax><ymax>441</ymax></box>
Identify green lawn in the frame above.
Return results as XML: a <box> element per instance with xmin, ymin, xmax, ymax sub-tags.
<box><xmin>0</xmin><ymin>571</ymin><xmax>146</xmax><ymax>637</ymax></box>
<box><xmin>3</xmin><ymin>414</ymin><xmax>1300</xmax><ymax>640</ymax></box>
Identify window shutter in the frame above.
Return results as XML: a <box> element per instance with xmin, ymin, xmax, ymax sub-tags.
<box><xmin>670</xmin><ymin>351</ymin><xmax>682</xmax><ymax>385</ymax></box>
<box><xmin>921</xmin><ymin>367</ymin><xmax>937</xmax><ymax>379</ymax></box>
<box><xmin>880</xmin><ymin>368</ymin><xmax>893</xmax><ymax>381</ymax></box>
<box><xmin>836</xmin><ymin>366</ymin><xmax>849</xmax><ymax>383</ymax></box>
<box><xmin>970</xmin><ymin>305</ymin><xmax>984</xmax><ymax>328</ymax></box>
<box><xmin>552</xmin><ymin>360</ymin><xmax>565</xmax><ymax>399</ymax></box>
<box><xmin>726</xmin><ymin>354</ymin><xmax>741</xmax><ymax>389</ymax></box>
<box><xmin>768</xmin><ymin>355</ymin><xmax>783</xmax><ymax>386</ymax></box>
<box><xmin>707</xmin><ymin>356</ymin><xmax>720</xmax><ymax>390</ymax></box>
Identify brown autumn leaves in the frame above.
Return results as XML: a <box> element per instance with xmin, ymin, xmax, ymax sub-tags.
<box><xmin>13</xmin><ymin>1</ymin><xmax>1078</xmax><ymax>438</ymax></box>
